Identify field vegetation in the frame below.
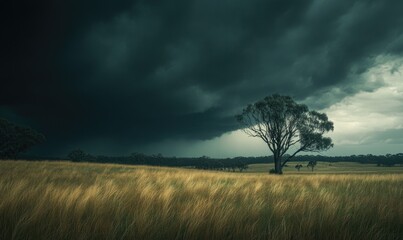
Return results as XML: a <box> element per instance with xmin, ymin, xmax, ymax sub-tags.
<box><xmin>0</xmin><ymin>161</ymin><xmax>402</xmax><ymax>240</ymax></box>
<box><xmin>248</xmin><ymin>161</ymin><xmax>403</xmax><ymax>174</ymax></box>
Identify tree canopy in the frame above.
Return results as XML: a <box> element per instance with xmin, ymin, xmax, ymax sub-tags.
<box><xmin>0</xmin><ymin>118</ymin><xmax>45</xmax><ymax>159</ymax></box>
<box><xmin>236</xmin><ymin>94</ymin><xmax>334</xmax><ymax>174</ymax></box>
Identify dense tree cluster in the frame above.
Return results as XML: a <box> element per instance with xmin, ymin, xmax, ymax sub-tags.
<box><xmin>0</xmin><ymin>118</ymin><xmax>45</xmax><ymax>159</ymax></box>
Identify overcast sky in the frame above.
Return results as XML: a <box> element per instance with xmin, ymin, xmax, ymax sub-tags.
<box><xmin>1</xmin><ymin>0</ymin><xmax>403</xmax><ymax>157</ymax></box>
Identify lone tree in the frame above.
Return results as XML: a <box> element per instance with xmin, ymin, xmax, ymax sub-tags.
<box><xmin>295</xmin><ymin>164</ymin><xmax>303</xmax><ymax>171</ymax></box>
<box><xmin>236</xmin><ymin>94</ymin><xmax>333</xmax><ymax>174</ymax></box>
<box><xmin>307</xmin><ymin>160</ymin><xmax>317</xmax><ymax>172</ymax></box>
<box><xmin>0</xmin><ymin>118</ymin><xmax>45</xmax><ymax>159</ymax></box>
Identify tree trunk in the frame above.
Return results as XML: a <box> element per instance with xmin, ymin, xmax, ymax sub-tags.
<box><xmin>274</xmin><ymin>156</ymin><xmax>283</xmax><ymax>174</ymax></box>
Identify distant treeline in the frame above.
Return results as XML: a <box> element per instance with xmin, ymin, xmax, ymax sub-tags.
<box><xmin>66</xmin><ymin>151</ymin><xmax>249</xmax><ymax>172</ymax></box>
<box><xmin>15</xmin><ymin>151</ymin><xmax>403</xmax><ymax>171</ymax></box>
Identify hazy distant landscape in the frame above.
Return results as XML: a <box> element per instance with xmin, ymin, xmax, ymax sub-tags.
<box><xmin>0</xmin><ymin>160</ymin><xmax>402</xmax><ymax>240</ymax></box>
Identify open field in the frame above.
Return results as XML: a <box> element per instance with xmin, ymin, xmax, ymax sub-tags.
<box><xmin>247</xmin><ymin>161</ymin><xmax>403</xmax><ymax>174</ymax></box>
<box><xmin>0</xmin><ymin>161</ymin><xmax>402</xmax><ymax>240</ymax></box>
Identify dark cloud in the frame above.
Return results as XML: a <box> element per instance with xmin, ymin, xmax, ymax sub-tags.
<box><xmin>1</xmin><ymin>0</ymin><xmax>403</xmax><ymax>156</ymax></box>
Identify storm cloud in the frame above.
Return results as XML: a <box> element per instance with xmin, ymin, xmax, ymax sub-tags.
<box><xmin>1</xmin><ymin>0</ymin><xmax>403</xmax><ymax>156</ymax></box>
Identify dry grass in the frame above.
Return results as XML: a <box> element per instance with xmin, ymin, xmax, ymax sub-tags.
<box><xmin>0</xmin><ymin>160</ymin><xmax>402</xmax><ymax>240</ymax></box>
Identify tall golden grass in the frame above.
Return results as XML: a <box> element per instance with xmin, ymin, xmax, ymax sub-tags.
<box><xmin>0</xmin><ymin>161</ymin><xmax>402</xmax><ymax>240</ymax></box>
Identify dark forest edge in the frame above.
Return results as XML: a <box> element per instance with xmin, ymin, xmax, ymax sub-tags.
<box><xmin>1</xmin><ymin>117</ymin><xmax>403</xmax><ymax>171</ymax></box>
<box><xmin>0</xmin><ymin>118</ymin><xmax>45</xmax><ymax>159</ymax></box>
<box><xmin>9</xmin><ymin>151</ymin><xmax>403</xmax><ymax>172</ymax></box>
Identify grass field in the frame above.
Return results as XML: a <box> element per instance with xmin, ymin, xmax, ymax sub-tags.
<box><xmin>0</xmin><ymin>160</ymin><xmax>402</xmax><ymax>240</ymax></box>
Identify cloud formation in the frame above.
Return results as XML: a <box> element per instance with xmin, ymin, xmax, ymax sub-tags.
<box><xmin>326</xmin><ymin>58</ymin><xmax>403</xmax><ymax>146</ymax></box>
<box><xmin>1</xmin><ymin>0</ymin><xmax>403</xmax><ymax>155</ymax></box>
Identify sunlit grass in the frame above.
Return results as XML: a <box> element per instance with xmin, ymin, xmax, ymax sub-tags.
<box><xmin>0</xmin><ymin>161</ymin><xmax>402</xmax><ymax>240</ymax></box>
